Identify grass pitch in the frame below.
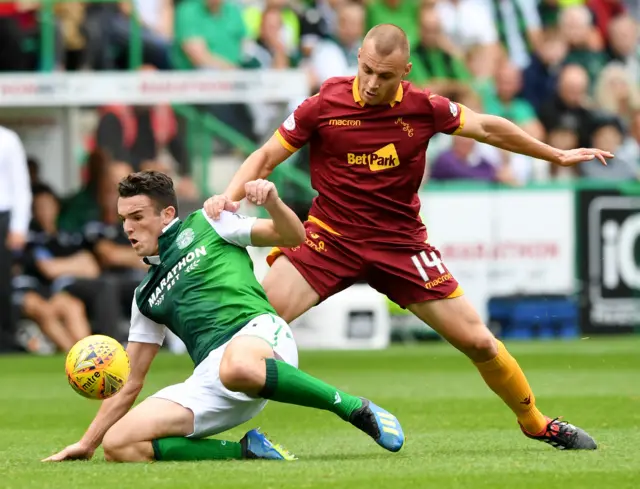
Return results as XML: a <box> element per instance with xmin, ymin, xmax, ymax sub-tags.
<box><xmin>0</xmin><ymin>336</ymin><xmax>638</xmax><ymax>489</ymax></box>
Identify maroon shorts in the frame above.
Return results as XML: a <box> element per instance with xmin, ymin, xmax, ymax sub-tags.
<box><xmin>266</xmin><ymin>217</ymin><xmax>463</xmax><ymax>308</ymax></box>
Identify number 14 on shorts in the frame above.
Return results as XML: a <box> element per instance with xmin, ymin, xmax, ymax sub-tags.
<box><xmin>411</xmin><ymin>251</ymin><xmax>445</xmax><ymax>281</ymax></box>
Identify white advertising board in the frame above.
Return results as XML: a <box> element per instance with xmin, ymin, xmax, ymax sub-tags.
<box><xmin>419</xmin><ymin>189</ymin><xmax>576</xmax><ymax>323</ymax></box>
<box><xmin>0</xmin><ymin>70</ymin><xmax>309</xmax><ymax>107</ymax></box>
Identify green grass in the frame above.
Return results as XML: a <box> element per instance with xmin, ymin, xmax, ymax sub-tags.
<box><xmin>1</xmin><ymin>336</ymin><xmax>639</xmax><ymax>489</ymax></box>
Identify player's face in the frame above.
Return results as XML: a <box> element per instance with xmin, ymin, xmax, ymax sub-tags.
<box><xmin>357</xmin><ymin>42</ymin><xmax>410</xmax><ymax>106</ymax></box>
<box><xmin>117</xmin><ymin>194</ymin><xmax>175</xmax><ymax>257</ymax></box>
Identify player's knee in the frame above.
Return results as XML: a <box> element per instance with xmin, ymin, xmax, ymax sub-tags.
<box><xmin>219</xmin><ymin>354</ymin><xmax>263</xmax><ymax>393</ymax></box>
<box><xmin>102</xmin><ymin>430</ymin><xmax>127</xmax><ymax>462</ymax></box>
<box><xmin>103</xmin><ymin>433</ymin><xmax>146</xmax><ymax>463</ymax></box>
<box><xmin>462</xmin><ymin>330</ymin><xmax>498</xmax><ymax>362</ymax></box>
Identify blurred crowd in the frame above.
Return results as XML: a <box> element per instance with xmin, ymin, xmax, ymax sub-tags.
<box><xmin>0</xmin><ymin>0</ymin><xmax>639</xmax><ymax>184</ymax></box>
<box><xmin>0</xmin><ymin>0</ymin><xmax>639</xmax><ymax>353</ymax></box>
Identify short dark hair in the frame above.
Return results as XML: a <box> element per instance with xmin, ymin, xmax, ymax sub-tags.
<box><xmin>118</xmin><ymin>170</ymin><xmax>178</xmax><ymax>214</ymax></box>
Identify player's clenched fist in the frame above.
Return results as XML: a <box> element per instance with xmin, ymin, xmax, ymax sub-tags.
<box><xmin>245</xmin><ymin>179</ymin><xmax>278</xmax><ymax>206</ymax></box>
<box><xmin>203</xmin><ymin>194</ymin><xmax>240</xmax><ymax>220</ymax></box>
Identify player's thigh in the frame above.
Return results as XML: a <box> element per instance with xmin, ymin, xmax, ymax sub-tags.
<box><xmin>225</xmin><ymin>313</ymin><xmax>299</xmax><ymax>368</ymax></box>
<box><xmin>264</xmin><ymin>220</ymin><xmax>364</xmax><ymax>322</ymax></box>
<box><xmin>103</xmin><ymin>397</ymin><xmax>194</xmax><ymax>451</ymax></box>
<box><xmin>367</xmin><ymin>243</ymin><xmax>497</xmax><ymax>361</ymax></box>
<box><xmin>367</xmin><ymin>242</ymin><xmax>462</xmax><ymax>308</ymax></box>
<box><xmin>151</xmin><ymin>348</ymin><xmax>268</xmax><ymax>439</ymax></box>
<box><xmin>220</xmin><ymin>314</ymin><xmax>298</xmax><ymax>393</ymax></box>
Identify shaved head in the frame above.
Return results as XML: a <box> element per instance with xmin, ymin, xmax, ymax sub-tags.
<box><xmin>363</xmin><ymin>24</ymin><xmax>410</xmax><ymax>61</ymax></box>
<box><xmin>356</xmin><ymin>23</ymin><xmax>411</xmax><ymax>106</ymax></box>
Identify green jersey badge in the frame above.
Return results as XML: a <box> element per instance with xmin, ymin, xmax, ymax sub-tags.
<box><xmin>176</xmin><ymin>228</ymin><xmax>195</xmax><ymax>249</ymax></box>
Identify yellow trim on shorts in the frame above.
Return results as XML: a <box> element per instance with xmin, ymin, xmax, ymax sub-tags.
<box><xmin>447</xmin><ymin>285</ymin><xmax>464</xmax><ymax>299</ymax></box>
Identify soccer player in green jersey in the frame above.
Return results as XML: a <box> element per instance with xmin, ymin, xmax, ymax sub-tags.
<box><xmin>43</xmin><ymin>171</ymin><xmax>404</xmax><ymax>463</ymax></box>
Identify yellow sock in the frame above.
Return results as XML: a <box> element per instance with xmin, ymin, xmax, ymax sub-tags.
<box><xmin>474</xmin><ymin>340</ymin><xmax>547</xmax><ymax>434</ymax></box>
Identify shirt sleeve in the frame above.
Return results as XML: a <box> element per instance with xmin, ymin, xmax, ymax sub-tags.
<box><xmin>275</xmin><ymin>93</ymin><xmax>321</xmax><ymax>153</ymax></box>
<box><xmin>427</xmin><ymin>93</ymin><xmax>464</xmax><ymax>135</ymax></box>
<box><xmin>5</xmin><ymin>131</ymin><xmax>32</xmax><ymax>234</ymax></box>
<box><xmin>128</xmin><ymin>296</ymin><xmax>166</xmax><ymax>345</ymax></box>
<box><xmin>175</xmin><ymin>1</ymin><xmax>201</xmax><ymax>42</ymax></box>
<box><xmin>201</xmin><ymin>208</ymin><xmax>257</xmax><ymax>248</ymax></box>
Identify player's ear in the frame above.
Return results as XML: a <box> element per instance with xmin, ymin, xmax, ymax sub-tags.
<box><xmin>404</xmin><ymin>62</ymin><xmax>412</xmax><ymax>78</ymax></box>
<box><xmin>161</xmin><ymin>206</ymin><xmax>177</xmax><ymax>225</ymax></box>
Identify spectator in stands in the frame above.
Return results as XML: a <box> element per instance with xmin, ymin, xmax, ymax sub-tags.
<box><xmin>367</xmin><ymin>0</ymin><xmax>420</xmax><ymax>46</ymax></box>
<box><xmin>486</xmin><ymin>0</ymin><xmax>544</xmax><ymax>70</ymax></box>
<box><xmin>521</xmin><ymin>30</ymin><xmax>568</xmax><ymax>111</ymax></box>
<box><xmin>0</xmin><ymin>2</ymin><xmax>61</xmax><ymax>71</ymax></box>
<box><xmin>244</xmin><ymin>0</ymin><xmax>302</xmax><ymax>60</ymax></box>
<box><xmin>173</xmin><ymin>0</ymin><xmax>256</xmax><ymax>145</ymax></box>
<box><xmin>594</xmin><ymin>62</ymin><xmax>640</xmax><ymax>124</ymax></box>
<box><xmin>245</xmin><ymin>8</ymin><xmax>300</xmax><ymax>138</ymax></box>
<box><xmin>580</xmin><ymin>115</ymin><xmax>640</xmax><ymax>179</ymax></box>
<box><xmin>559</xmin><ymin>6</ymin><xmax>608</xmax><ymax>86</ymax></box>
<box><xmin>407</xmin><ymin>6</ymin><xmax>471</xmax><ymax>95</ymax></box>
<box><xmin>435</xmin><ymin>0</ymin><xmax>501</xmax><ymax>75</ymax></box>
<box><xmin>92</xmin><ymin>88</ymin><xmax>191</xmax><ymax>177</ymax></box>
<box><xmin>133</xmin><ymin>0</ymin><xmax>174</xmax><ymax>41</ymax></box>
<box><xmin>297</xmin><ymin>0</ymin><xmax>344</xmax><ymax>55</ymax></box>
<box><xmin>607</xmin><ymin>15</ymin><xmax>639</xmax><ymax>83</ymax></box>
<box><xmin>82</xmin><ymin>2</ymin><xmax>172</xmax><ymax>70</ymax></box>
<box><xmin>430</xmin><ymin>136</ymin><xmax>519</xmax><ymax>185</ymax></box>
<box><xmin>485</xmin><ymin>61</ymin><xmax>545</xmax><ymax>140</ymax></box>
<box><xmin>173</xmin><ymin>0</ymin><xmax>246</xmax><ymax>71</ymax></box>
<box><xmin>25</xmin><ymin>186</ymin><xmax>123</xmax><ymax>341</ymax></box>
<box><xmin>250</xmin><ymin>7</ymin><xmax>297</xmax><ymax>70</ymax></box>
<box><xmin>588</xmin><ymin>0</ymin><xmax>627</xmax><ymax>42</ymax></box>
<box><xmin>539</xmin><ymin>64</ymin><xmax>595</xmax><ymax>147</ymax></box>
<box><xmin>13</xmin><ymin>188</ymin><xmax>92</xmax><ymax>353</ymax></box>
<box><xmin>0</xmin><ymin>126</ymin><xmax>31</xmax><ymax>353</ymax></box>
<box><xmin>58</xmin><ymin>149</ymin><xmax>109</xmax><ymax>233</ymax></box>
<box><xmin>309</xmin><ymin>2</ymin><xmax>364</xmax><ymax>88</ymax></box>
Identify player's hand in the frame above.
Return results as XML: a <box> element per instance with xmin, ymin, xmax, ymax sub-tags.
<box><xmin>42</xmin><ymin>442</ymin><xmax>95</xmax><ymax>462</ymax></box>
<box><xmin>203</xmin><ymin>194</ymin><xmax>240</xmax><ymax>220</ymax></box>
<box><xmin>556</xmin><ymin>148</ymin><xmax>614</xmax><ymax>167</ymax></box>
<box><xmin>245</xmin><ymin>179</ymin><xmax>278</xmax><ymax>206</ymax></box>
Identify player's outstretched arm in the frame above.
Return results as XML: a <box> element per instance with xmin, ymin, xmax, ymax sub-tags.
<box><xmin>42</xmin><ymin>341</ymin><xmax>160</xmax><ymax>462</ymax></box>
<box><xmin>456</xmin><ymin>106</ymin><xmax>614</xmax><ymax>167</ymax></box>
<box><xmin>204</xmin><ymin>135</ymin><xmax>293</xmax><ymax>219</ymax></box>
<box><xmin>246</xmin><ymin>179</ymin><xmax>306</xmax><ymax>248</ymax></box>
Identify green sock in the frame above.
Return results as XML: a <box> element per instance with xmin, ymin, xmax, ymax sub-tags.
<box><xmin>259</xmin><ymin>358</ymin><xmax>363</xmax><ymax>421</ymax></box>
<box><xmin>152</xmin><ymin>437</ymin><xmax>243</xmax><ymax>461</ymax></box>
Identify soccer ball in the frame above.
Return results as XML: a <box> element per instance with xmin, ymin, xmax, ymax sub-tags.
<box><xmin>65</xmin><ymin>335</ymin><xmax>130</xmax><ymax>400</ymax></box>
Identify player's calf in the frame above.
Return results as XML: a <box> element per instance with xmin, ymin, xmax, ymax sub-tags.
<box><xmin>103</xmin><ymin>439</ymin><xmax>153</xmax><ymax>462</ymax></box>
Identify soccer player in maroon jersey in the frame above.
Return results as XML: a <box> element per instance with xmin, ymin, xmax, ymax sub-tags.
<box><xmin>205</xmin><ymin>24</ymin><xmax>612</xmax><ymax>450</ymax></box>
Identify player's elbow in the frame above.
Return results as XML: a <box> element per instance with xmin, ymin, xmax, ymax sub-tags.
<box><xmin>477</xmin><ymin>115</ymin><xmax>512</xmax><ymax>143</ymax></box>
<box><xmin>292</xmin><ymin>224</ymin><xmax>306</xmax><ymax>246</ymax></box>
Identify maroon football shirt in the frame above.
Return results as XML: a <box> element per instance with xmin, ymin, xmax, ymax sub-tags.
<box><xmin>276</xmin><ymin>76</ymin><xmax>464</xmax><ymax>244</ymax></box>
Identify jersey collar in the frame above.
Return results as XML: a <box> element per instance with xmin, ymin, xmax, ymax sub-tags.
<box><xmin>143</xmin><ymin>218</ymin><xmax>181</xmax><ymax>265</ymax></box>
<box><xmin>352</xmin><ymin>76</ymin><xmax>404</xmax><ymax>108</ymax></box>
